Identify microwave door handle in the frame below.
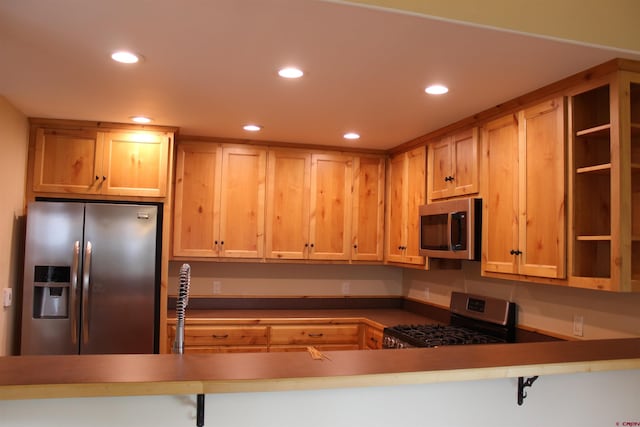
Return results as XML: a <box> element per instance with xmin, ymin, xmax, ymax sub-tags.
<box><xmin>451</xmin><ymin>212</ymin><xmax>463</xmax><ymax>251</ymax></box>
<box><xmin>447</xmin><ymin>213</ymin><xmax>454</xmax><ymax>251</ymax></box>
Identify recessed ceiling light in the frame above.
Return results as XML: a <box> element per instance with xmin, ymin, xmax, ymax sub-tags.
<box><xmin>278</xmin><ymin>67</ymin><xmax>304</xmax><ymax>79</ymax></box>
<box><xmin>243</xmin><ymin>124</ymin><xmax>262</xmax><ymax>132</ymax></box>
<box><xmin>111</xmin><ymin>51</ymin><xmax>141</xmax><ymax>64</ymax></box>
<box><xmin>425</xmin><ymin>84</ymin><xmax>449</xmax><ymax>95</ymax></box>
<box><xmin>130</xmin><ymin>116</ymin><xmax>152</xmax><ymax>124</ymax></box>
<box><xmin>343</xmin><ymin>132</ymin><xmax>360</xmax><ymax>140</ymax></box>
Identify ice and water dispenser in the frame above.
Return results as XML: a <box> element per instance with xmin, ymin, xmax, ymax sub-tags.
<box><xmin>32</xmin><ymin>266</ymin><xmax>71</xmax><ymax>318</ymax></box>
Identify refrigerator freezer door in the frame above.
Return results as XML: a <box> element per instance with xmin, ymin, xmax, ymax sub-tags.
<box><xmin>81</xmin><ymin>203</ymin><xmax>158</xmax><ymax>354</ymax></box>
<box><xmin>21</xmin><ymin>202</ymin><xmax>85</xmax><ymax>355</ymax></box>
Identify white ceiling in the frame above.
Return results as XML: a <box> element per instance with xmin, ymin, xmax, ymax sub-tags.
<box><xmin>1</xmin><ymin>0</ymin><xmax>637</xmax><ymax>150</ymax></box>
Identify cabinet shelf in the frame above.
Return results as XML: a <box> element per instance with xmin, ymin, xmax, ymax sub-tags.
<box><xmin>576</xmin><ymin>235</ymin><xmax>611</xmax><ymax>241</ymax></box>
<box><xmin>576</xmin><ymin>123</ymin><xmax>611</xmax><ymax>137</ymax></box>
<box><xmin>576</xmin><ymin>163</ymin><xmax>611</xmax><ymax>174</ymax></box>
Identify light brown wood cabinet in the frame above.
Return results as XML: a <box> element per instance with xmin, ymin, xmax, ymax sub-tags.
<box><xmin>265</xmin><ymin>150</ymin><xmax>384</xmax><ymax>261</ymax></box>
<box><xmin>269</xmin><ymin>324</ymin><xmax>360</xmax><ymax>351</ymax></box>
<box><xmin>351</xmin><ymin>156</ymin><xmax>385</xmax><ymax>261</ymax></box>
<box><xmin>173</xmin><ymin>142</ymin><xmax>266</xmax><ymax>258</ymax></box>
<box><xmin>167</xmin><ymin>320</ymin><xmax>365</xmax><ymax>353</ymax></box>
<box><xmin>361</xmin><ymin>324</ymin><xmax>383</xmax><ymax>350</ymax></box>
<box><xmin>32</xmin><ymin>127</ymin><xmax>171</xmax><ymax>197</ymax></box>
<box><xmin>167</xmin><ymin>325</ymin><xmax>269</xmax><ymax>353</ymax></box>
<box><xmin>481</xmin><ymin>97</ymin><xmax>566</xmax><ymax>279</ymax></box>
<box><xmin>568</xmin><ymin>71</ymin><xmax>640</xmax><ymax>291</ymax></box>
<box><xmin>385</xmin><ymin>146</ymin><xmax>426</xmax><ymax>266</ymax></box>
<box><xmin>427</xmin><ymin>127</ymin><xmax>479</xmax><ymax>201</ymax></box>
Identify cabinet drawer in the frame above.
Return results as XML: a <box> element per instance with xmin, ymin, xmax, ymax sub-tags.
<box><xmin>171</xmin><ymin>325</ymin><xmax>269</xmax><ymax>346</ymax></box>
<box><xmin>269</xmin><ymin>324</ymin><xmax>359</xmax><ymax>345</ymax></box>
<box><xmin>185</xmin><ymin>346</ymin><xmax>269</xmax><ymax>354</ymax></box>
<box><xmin>362</xmin><ymin>326</ymin><xmax>383</xmax><ymax>350</ymax></box>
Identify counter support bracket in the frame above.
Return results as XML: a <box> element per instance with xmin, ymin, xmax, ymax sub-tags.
<box><xmin>196</xmin><ymin>393</ymin><xmax>205</xmax><ymax>426</ymax></box>
<box><xmin>517</xmin><ymin>376</ymin><xmax>539</xmax><ymax>406</ymax></box>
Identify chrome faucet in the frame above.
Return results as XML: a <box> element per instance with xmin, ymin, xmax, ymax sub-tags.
<box><xmin>172</xmin><ymin>263</ymin><xmax>191</xmax><ymax>355</ymax></box>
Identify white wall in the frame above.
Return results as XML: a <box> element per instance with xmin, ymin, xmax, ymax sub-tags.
<box><xmin>405</xmin><ymin>262</ymin><xmax>640</xmax><ymax>339</ymax></box>
<box><xmin>0</xmin><ymin>96</ymin><xmax>28</xmax><ymax>356</ymax></box>
<box><xmin>2</xmin><ymin>369</ymin><xmax>639</xmax><ymax>426</ymax></box>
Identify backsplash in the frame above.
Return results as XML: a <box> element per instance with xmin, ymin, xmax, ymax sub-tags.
<box><xmin>168</xmin><ymin>262</ymin><xmax>403</xmax><ymax>297</ymax></box>
<box><xmin>168</xmin><ymin>260</ymin><xmax>640</xmax><ymax>340</ymax></box>
<box><xmin>404</xmin><ymin>262</ymin><xmax>640</xmax><ymax>340</ymax></box>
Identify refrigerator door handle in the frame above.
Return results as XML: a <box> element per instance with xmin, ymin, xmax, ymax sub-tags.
<box><xmin>82</xmin><ymin>241</ymin><xmax>93</xmax><ymax>344</ymax></box>
<box><xmin>70</xmin><ymin>241</ymin><xmax>80</xmax><ymax>344</ymax></box>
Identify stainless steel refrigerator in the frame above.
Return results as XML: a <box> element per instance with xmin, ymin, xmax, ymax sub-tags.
<box><xmin>21</xmin><ymin>201</ymin><xmax>160</xmax><ymax>355</ymax></box>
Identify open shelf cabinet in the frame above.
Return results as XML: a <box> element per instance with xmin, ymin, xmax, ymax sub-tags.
<box><xmin>569</xmin><ymin>70</ymin><xmax>640</xmax><ymax>291</ymax></box>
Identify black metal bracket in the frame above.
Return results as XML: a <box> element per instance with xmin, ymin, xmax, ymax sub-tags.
<box><xmin>517</xmin><ymin>376</ymin><xmax>539</xmax><ymax>406</ymax></box>
<box><xmin>196</xmin><ymin>393</ymin><xmax>205</xmax><ymax>426</ymax></box>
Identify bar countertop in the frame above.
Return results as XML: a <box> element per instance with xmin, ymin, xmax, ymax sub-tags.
<box><xmin>2</xmin><ymin>305</ymin><xmax>640</xmax><ymax>401</ymax></box>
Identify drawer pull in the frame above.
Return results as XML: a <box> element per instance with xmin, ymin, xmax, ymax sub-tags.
<box><xmin>307</xmin><ymin>333</ymin><xmax>324</xmax><ymax>338</ymax></box>
<box><xmin>211</xmin><ymin>334</ymin><xmax>229</xmax><ymax>339</ymax></box>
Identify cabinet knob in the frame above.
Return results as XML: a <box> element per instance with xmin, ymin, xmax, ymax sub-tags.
<box><xmin>95</xmin><ymin>175</ymin><xmax>99</xmax><ymax>181</ymax></box>
<box><xmin>444</xmin><ymin>175</ymin><xmax>455</xmax><ymax>182</ymax></box>
<box><xmin>220</xmin><ymin>241</ymin><xmax>224</xmax><ymax>246</ymax></box>
<box><xmin>102</xmin><ymin>176</ymin><xmax>107</xmax><ymax>181</ymax></box>
<box><xmin>304</xmin><ymin>243</ymin><xmax>309</xmax><ymax>247</ymax></box>
<box><xmin>353</xmin><ymin>244</ymin><xmax>358</xmax><ymax>249</ymax></box>
<box><xmin>510</xmin><ymin>249</ymin><xmax>522</xmax><ymax>255</ymax></box>
<box><xmin>310</xmin><ymin>243</ymin><xmax>314</xmax><ymax>248</ymax></box>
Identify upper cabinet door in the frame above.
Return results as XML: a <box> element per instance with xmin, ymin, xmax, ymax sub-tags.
<box><xmin>385</xmin><ymin>152</ymin><xmax>407</xmax><ymax>263</ymax></box>
<box><xmin>102</xmin><ymin>131</ymin><xmax>170</xmax><ymax>197</ymax></box>
<box><xmin>351</xmin><ymin>156</ymin><xmax>385</xmax><ymax>261</ymax></box>
<box><xmin>218</xmin><ymin>146</ymin><xmax>267</xmax><ymax>258</ymax></box>
<box><xmin>308</xmin><ymin>153</ymin><xmax>353</xmax><ymax>260</ymax></box>
<box><xmin>482</xmin><ymin>97</ymin><xmax>566</xmax><ymax>279</ymax></box>
<box><xmin>385</xmin><ymin>146</ymin><xmax>426</xmax><ymax>266</ymax></box>
<box><xmin>428</xmin><ymin>138</ymin><xmax>452</xmax><ymax>200</ymax></box>
<box><xmin>451</xmin><ymin>128</ymin><xmax>479</xmax><ymax>197</ymax></box>
<box><xmin>31</xmin><ymin>125</ymin><xmax>172</xmax><ymax>198</ymax></box>
<box><xmin>173</xmin><ymin>143</ymin><xmax>222</xmax><ymax>257</ymax></box>
<box><xmin>482</xmin><ymin>114</ymin><xmax>520</xmax><ymax>275</ymax></box>
<box><xmin>518</xmin><ymin>98</ymin><xmax>566</xmax><ymax>278</ymax></box>
<box><xmin>32</xmin><ymin>128</ymin><xmax>103</xmax><ymax>194</ymax></box>
<box><xmin>265</xmin><ymin>149</ymin><xmax>311</xmax><ymax>260</ymax></box>
<box><xmin>428</xmin><ymin>127</ymin><xmax>479</xmax><ymax>201</ymax></box>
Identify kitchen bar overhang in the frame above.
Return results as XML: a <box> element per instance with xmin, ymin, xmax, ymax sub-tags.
<box><xmin>1</xmin><ymin>337</ymin><xmax>639</xmax><ymax>405</ymax></box>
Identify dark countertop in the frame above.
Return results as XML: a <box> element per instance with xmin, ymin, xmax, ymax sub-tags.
<box><xmin>1</xmin><ymin>338</ymin><xmax>639</xmax><ymax>400</ymax></box>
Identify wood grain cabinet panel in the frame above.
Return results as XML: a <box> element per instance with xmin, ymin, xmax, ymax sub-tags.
<box><xmin>385</xmin><ymin>146</ymin><xmax>426</xmax><ymax>266</ymax></box>
<box><xmin>173</xmin><ymin>142</ymin><xmax>266</xmax><ymax>258</ymax></box>
<box><xmin>265</xmin><ymin>149</ymin><xmax>312</xmax><ymax>259</ymax></box>
<box><xmin>481</xmin><ymin>97</ymin><xmax>566</xmax><ymax>279</ymax></box>
<box><xmin>309</xmin><ymin>154</ymin><xmax>353</xmax><ymax>260</ymax></box>
<box><xmin>351</xmin><ymin>156</ymin><xmax>385</xmax><ymax>261</ymax></box>
<box><xmin>361</xmin><ymin>325</ymin><xmax>383</xmax><ymax>350</ymax></box>
<box><xmin>32</xmin><ymin>127</ymin><xmax>171</xmax><ymax>197</ymax></box>
<box><xmin>269</xmin><ymin>324</ymin><xmax>360</xmax><ymax>351</ymax></box>
<box><xmin>428</xmin><ymin>127</ymin><xmax>479</xmax><ymax>201</ymax></box>
<box><xmin>167</xmin><ymin>325</ymin><xmax>268</xmax><ymax>353</ymax></box>
<box><xmin>266</xmin><ymin>150</ymin><xmax>384</xmax><ymax>261</ymax></box>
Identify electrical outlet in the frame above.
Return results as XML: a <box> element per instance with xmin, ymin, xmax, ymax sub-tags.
<box><xmin>341</xmin><ymin>281</ymin><xmax>350</xmax><ymax>295</ymax></box>
<box><xmin>2</xmin><ymin>288</ymin><xmax>12</xmax><ymax>308</ymax></box>
<box><xmin>212</xmin><ymin>280</ymin><xmax>222</xmax><ymax>294</ymax></box>
<box><xmin>573</xmin><ymin>315</ymin><xmax>584</xmax><ymax>337</ymax></box>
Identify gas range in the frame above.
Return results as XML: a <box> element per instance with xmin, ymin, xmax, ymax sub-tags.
<box><xmin>383</xmin><ymin>292</ymin><xmax>516</xmax><ymax>349</ymax></box>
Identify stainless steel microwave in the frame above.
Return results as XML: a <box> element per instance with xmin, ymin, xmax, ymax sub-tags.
<box><xmin>418</xmin><ymin>198</ymin><xmax>482</xmax><ymax>260</ymax></box>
